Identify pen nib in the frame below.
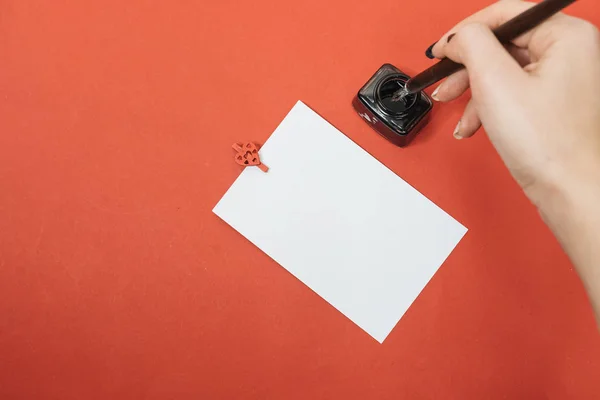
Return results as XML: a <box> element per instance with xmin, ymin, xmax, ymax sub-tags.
<box><xmin>391</xmin><ymin>87</ymin><xmax>410</xmax><ymax>102</ymax></box>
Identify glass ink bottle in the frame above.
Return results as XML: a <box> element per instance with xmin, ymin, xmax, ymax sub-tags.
<box><xmin>353</xmin><ymin>64</ymin><xmax>433</xmax><ymax>147</ymax></box>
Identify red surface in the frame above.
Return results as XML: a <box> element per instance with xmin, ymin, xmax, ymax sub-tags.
<box><xmin>1</xmin><ymin>1</ymin><xmax>599</xmax><ymax>399</ymax></box>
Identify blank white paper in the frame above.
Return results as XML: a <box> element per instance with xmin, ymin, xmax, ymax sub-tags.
<box><xmin>213</xmin><ymin>101</ymin><xmax>467</xmax><ymax>343</ymax></box>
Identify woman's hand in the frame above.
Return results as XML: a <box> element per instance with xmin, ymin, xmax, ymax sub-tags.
<box><xmin>430</xmin><ymin>0</ymin><xmax>600</xmax><ymax>204</ymax></box>
<box><xmin>429</xmin><ymin>0</ymin><xmax>600</xmax><ymax>322</ymax></box>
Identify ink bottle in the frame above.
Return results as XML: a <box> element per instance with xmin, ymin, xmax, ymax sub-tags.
<box><xmin>353</xmin><ymin>64</ymin><xmax>433</xmax><ymax>147</ymax></box>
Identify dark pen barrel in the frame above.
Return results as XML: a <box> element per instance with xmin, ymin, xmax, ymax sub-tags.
<box><xmin>406</xmin><ymin>59</ymin><xmax>463</xmax><ymax>93</ymax></box>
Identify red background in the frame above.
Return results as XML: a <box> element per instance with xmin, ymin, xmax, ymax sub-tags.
<box><xmin>1</xmin><ymin>1</ymin><xmax>599</xmax><ymax>399</ymax></box>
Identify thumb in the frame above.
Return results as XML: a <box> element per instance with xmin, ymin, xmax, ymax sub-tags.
<box><xmin>441</xmin><ymin>22</ymin><xmax>527</xmax><ymax>96</ymax></box>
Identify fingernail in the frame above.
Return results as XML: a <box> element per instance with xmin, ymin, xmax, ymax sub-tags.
<box><xmin>425</xmin><ymin>42</ymin><xmax>437</xmax><ymax>59</ymax></box>
<box><xmin>431</xmin><ymin>85</ymin><xmax>441</xmax><ymax>101</ymax></box>
<box><xmin>453</xmin><ymin>120</ymin><xmax>462</xmax><ymax>139</ymax></box>
<box><xmin>447</xmin><ymin>33</ymin><xmax>456</xmax><ymax>43</ymax></box>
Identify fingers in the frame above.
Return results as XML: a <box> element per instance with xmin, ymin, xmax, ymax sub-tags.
<box><xmin>523</xmin><ymin>62</ymin><xmax>539</xmax><ymax>73</ymax></box>
<box><xmin>525</xmin><ymin>15</ymin><xmax>599</xmax><ymax>61</ymax></box>
<box><xmin>430</xmin><ymin>0</ymin><xmax>572</xmax><ymax>61</ymax></box>
<box><xmin>441</xmin><ymin>23</ymin><xmax>527</xmax><ymax>96</ymax></box>
<box><xmin>430</xmin><ymin>0</ymin><xmax>537</xmax><ymax>59</ymax></box>
<box><xmin>506</xmin><ymin>44</ymin><xmax>532</xmax><ymax>67</ymax></box>
<box><xmin>431</xmin><ymin>42</ymin><xmax>533</xmax><ymax>104</ymax></box>
<box><xmin>439</xmin><ymin>24</ymin><xmax>524</xmax><ymax>141</ymax></box>
<box><xmin>431</xmin><ymin>69</ymin><xmax>469</xmax><ymax>102</ymax></box>
<box><xmin>431</xmin><ymin>42</ymin><xmax>533</xmax><ymax>103</ymax></box>
<box><xmin>454</xmin><ymin>99</ymin><xmax>481</xmax><ymax>140</ymax></box>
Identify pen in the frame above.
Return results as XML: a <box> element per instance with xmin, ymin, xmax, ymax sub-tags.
<box><xmin>392</xmin><ymin>0</ymin><xmax>578</xmax><ymax>102</ymax></box>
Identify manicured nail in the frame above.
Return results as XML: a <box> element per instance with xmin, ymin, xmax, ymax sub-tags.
<box><xmin>431</xmin><ymin>85</ymin><xmax>441</xmax><ymax>101</ymax></box>
<box><xmin>453</xmin><ymin>120</ymin><xmax>462</xmax><ymax>139</ymax></box>
<box><xmin>447</xmin><ymin>33</ymin><xmax>456</xmax><ymax>43</ymax></box>
<box><xmin>425</xmin><ymin>42</ymin><xmax>437</xmax><ymax>59</ymax></box>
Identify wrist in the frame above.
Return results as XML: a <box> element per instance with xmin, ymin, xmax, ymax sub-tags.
<box><xmin>531</xmin><ymin>158</ymin><xmax>600</xmax><ymax>321</ymax></box>
<box><xmin>526</xmin><ymin>157</ymin><xmax>600</xmax><ymax>219</ymax></box>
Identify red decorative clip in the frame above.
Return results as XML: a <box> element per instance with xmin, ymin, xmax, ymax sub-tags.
<box><xmin>232</xmin><ymin>142</ymin><xmax>268</xmax><ymax>173</ymax></box>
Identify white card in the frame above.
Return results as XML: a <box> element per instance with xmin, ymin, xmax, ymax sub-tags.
<box><xmin>213</xmin><ymin>101</ymin><xmax>467</xmax><ymax>343</ymax></box>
